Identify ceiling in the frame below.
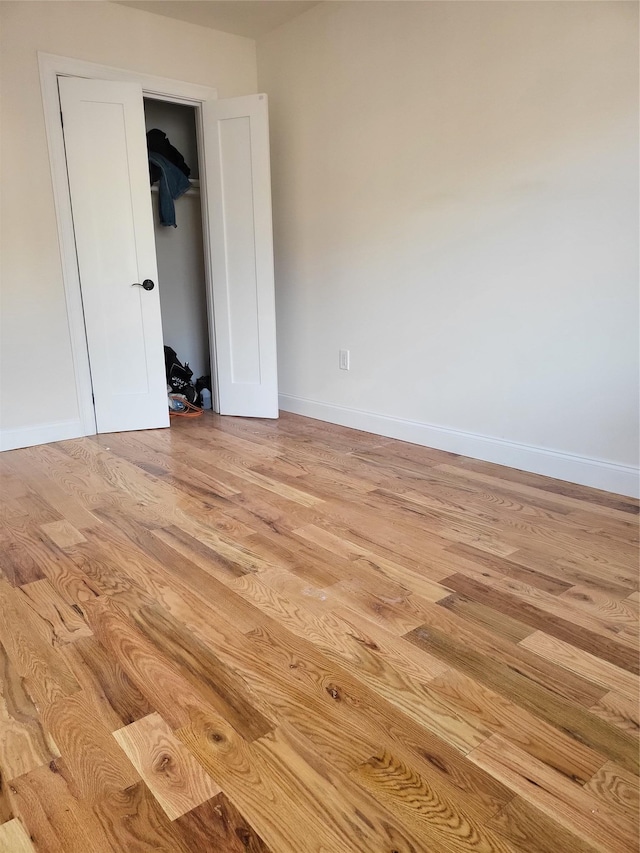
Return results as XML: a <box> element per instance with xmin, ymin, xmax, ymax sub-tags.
<box><xmin>115</xmin><ymin>1</ymin><xmax>321</xmax><ymax>39</ymax></box>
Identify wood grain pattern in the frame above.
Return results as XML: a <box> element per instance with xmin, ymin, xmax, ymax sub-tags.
<box><xmin>425</xmin><ymin>668</ymin><xmax>605</xmax><ymax>785</ymax></box>
<box><xmin>85</xmin><ymin>596</ymin><xmax>232</xmax><ymax>730</ymax></box>
<box><xmin>113</xmin><ymin>712</ymin><xmax>221</xmax><ymax>819</ymax></box>
<box><xmin>589</xmin><ymin>690</ymin><xmax>640</xmax><ymax>739</ymax></box>
<box><xmin>405</xmin><ymin>598</ymin><xmax>607</xmax><ymax>707</ymax></box>
<box><xmin>257</xmin><ymin>724</ymin><xmax>434</xmax><ymax>853</ymax></box>
<box><xmin>0</xmin><ymin>411</ymin><xmax>637</xmax><ymax>851</ymax></box>
<box><xmin>0</xmin><ymin>818</ymin><xmax>36</xmax><ymax>853</ymax></box>
<box><xmin>179</xmin><ymin>715</ymin><xmax>429</xmax><ymax>853</ymax></box>
<box><xmin>42</xmin><ymin>690</ymin><xmax>140</xmax><ymax>804</ymax></box>
<box><xmin>88</xmin><ymin>779</ymin><xmax>194</xmax><ymax>852</ymax></box>
<box><xmin>0</xmin><ymin>522</ymin><xmax>50</xmax><ymax>586</ymax></box>
<box><xmin>441</xmin><ymin>572</ymin><xmax>639</xmax><ymax>674</ymax></box>
<box><xmin>17</xmin><ymin>579</ymin><xmax>92</xmax><ymax>646</ymax></box>
<box><xmin>152</xmin><ymin>524</ymin><xmax>250</xmax><ymax>580</ymax></box>
<box><xmin>519</xmin><ymin>630</ymin><xmax>639</xmax><ymax>700</ymax></box>
<box><xmin>174</xmin><ymin>792</ymin><xmax>273</xmax><ymax>851</ymax></box>
<box><xmin>177</xmin><ymin>708</ymin><xmax>355</xmax><ymax>853</ymax></box>
<box><xmin>6</xmin><ymin>451</ymin><xmax>102</xmax><ymax>530</ymax></box>
<box><xmin>7</xmin><ymin>760</ymin><xmax>99</xmax><ymax>853</ymax></box>
<box><xmin>60</xmin><ymin>635</ymin><xmax>153</xmax><ymax>728</ymax></box>
<box><xmin>0</xmin><ymin>579</ymin><xmax>80</xmax><ymax>709</ymax></box>
<box><xmin>40</xmin><ymin>520</ymin><xmax>87</xmax><ymax>549</ymax></box>
<box><xmin>327</xmin><ymin>578</ymin><xmax>434</xmax><ymax>634</ymax></box>
<box><xmin>131</xmin><ymin>604</ymin><xmax>274</xmax><ymax>741</ymax></box>
<box><xmin>10</xmin><ymin>754</ymin><xmax>193</xmax><ymax>853</ymax></box>
<box><xmin>198</xmin><ymin>621</ymin><xmax>383</xmax><ymax>774</ymax></box>
<box><xmin>469</xmin><ymin>734</ymin><xmax>639</xmax><ymax>852</ymax></box>
<box><xmin>245</xmin><ymin>617</ymin><xmax>490</xmax><ymax>756</ymax></box>
<box><xmin>0</xmin><ymin>772</ymin><xmax>12</xmax><ymax>826</ymax></box>
<box><xmin>584</xmin><ymin>761</ymin><xmax>640</xmax><ymax>821</ymax></box>
<box><xmin>438</xmin><ymin>592</ymin><xmax>536</xmax><ymax>643</ymax></box>
<box><xmin>351</xmin><ymin>749</ymin><xmax>515</xmax><ymax>853</ymax></box>
<box><xmin>443</xmin><ymin>543</ymin><xmax>574</xmax><ymax>595</ymax></box>
<box><xmin>486</xmin><ymin>798</ymin><xmax>602</xmax><ymax>853</ymax></box>
<box><xmin>407</xmin><ymin>624</ymin><xmax>638</xmax><ymax>775</ymax></box>
<box><xmin>293</xmin><ymin>522</ymin><xmax>452</xmax><ymax>602</ymax></box>
<box><xmin>0</xmin><ymin>644</ymin><xmax>60</xmax><ymax>781</ymax></box>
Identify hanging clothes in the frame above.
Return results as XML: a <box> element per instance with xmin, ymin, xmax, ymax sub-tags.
<box><xmin>147</xmin><ymin>128</ymin><xmax>191</xmax><ymax>181</ymax></box>
<box><xmin>148</xmin><ymin>151</ymin><xmax>190</xmax><ymax>228</ymax></box>
<box><xmin>147</xmin><ymin>128</ymin><xmax>191</xmax><ymax>227</ymax></box>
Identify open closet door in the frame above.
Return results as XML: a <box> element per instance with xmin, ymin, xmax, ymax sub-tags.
<box><xmin>59</xmin><ymin>76</ymin><xmax>169</xmax><ymax>434</ymax></box>
<box><xmin>203</xmin><ymin>94</ymin><xmax>279</xmax><ymax>418</ymax></box>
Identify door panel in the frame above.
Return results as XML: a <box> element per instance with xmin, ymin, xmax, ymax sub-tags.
<box><xmin>203</xmin><ymin>94</ymin><xmax>279</xmax><ymax>418</ymax></box>
<box><xmin>59</xmin><ymin>76</ymin><xmax>169</xmax><ymax>433</ymax></box>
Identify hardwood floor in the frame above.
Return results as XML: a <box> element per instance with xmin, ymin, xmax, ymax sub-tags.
<box><xmin>0</xmin><ymin>411</ymin><xmax>638</xmax><ymax>852</ymax></box>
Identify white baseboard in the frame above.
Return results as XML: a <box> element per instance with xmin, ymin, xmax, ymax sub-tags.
<box><xmin>279</xmin><ymin>394</ymin><xmax>640</xmax><ymax>499</ymax></box>
<box><xmin>0</xmin><ymin>420</ymin><xmax>85</xmax><ymax>452</ymax></box>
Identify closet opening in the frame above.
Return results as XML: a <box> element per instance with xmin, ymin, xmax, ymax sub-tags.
<box><xmin>42</xmin><ymin>54</ymin><xmax>278</xmax><ymax>435</ymax></box>
<box><xmin>144</xmin><ymin>97</ymin><xmax>213</xmax><ymax>417</ymax></box>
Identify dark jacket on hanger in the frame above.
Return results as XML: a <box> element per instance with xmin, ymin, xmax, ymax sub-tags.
<box><xmin>148</xmin><ymin>152</ymin><xmax>191</xmax><ymax>228</ymax></box>
<box><xmin>147</xmin><ymin>128</ymin><xmax>191</xmax><ymax>184</ymax></box>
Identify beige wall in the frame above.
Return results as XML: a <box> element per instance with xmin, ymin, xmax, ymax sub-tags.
<box><xmin>258</xmin><ymin>1</ymin><xmax>639</xmax><ymax>484</ymax></box>
<box><xmin>0</xmin><ymin>1</ymin><xmax>256</xmax><ymax>434</ymax></box>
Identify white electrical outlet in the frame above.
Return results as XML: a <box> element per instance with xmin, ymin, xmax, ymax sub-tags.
<box><xmin>339</xmin><ymin>349</ymin><xmax>350</xmax><ymax>370</ymax></box>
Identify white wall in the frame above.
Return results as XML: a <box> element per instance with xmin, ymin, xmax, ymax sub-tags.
<box><xmin>258</xmin><ymin>1</ymin><xmax>639</xmax><ymax>496</ymax></box>
<box><xmin>0</xmin><ymin>1</ymin><xmax>256</xmax><ymax>443</ymax></box>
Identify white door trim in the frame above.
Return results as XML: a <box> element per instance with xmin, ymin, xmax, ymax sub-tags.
<box><xmin>38</xmin><ymin>53</ymin><xmax>220</xmax><ymax>434</ymax></box>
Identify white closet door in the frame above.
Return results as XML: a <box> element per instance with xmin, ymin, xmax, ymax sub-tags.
<box><xmin>59</xmin><ymin>76</ymin><xmax>169</xmax><ymax>434</ymax></box>
<box><xmin>203</xmin><ymin>94</ymin><xmax>279</xmax><ymax>418</ymax></box>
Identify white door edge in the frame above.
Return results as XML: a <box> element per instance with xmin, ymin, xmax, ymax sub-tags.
<box><xmin>203</xmin><ymin>94</ymin><xmax>279</xmax><ymax>418</ymax></box>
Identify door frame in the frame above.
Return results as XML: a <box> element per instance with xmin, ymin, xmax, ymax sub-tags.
<box><xmin>39</xmin><ymin>52</ymin><xmax>221</xmax><ymax>435</ymax></box>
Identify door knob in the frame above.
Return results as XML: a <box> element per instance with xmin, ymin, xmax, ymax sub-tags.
<box><xmin>132</xmin><ymin>279</ymin><xmax>155</xmax><ymax>291</ymax></box>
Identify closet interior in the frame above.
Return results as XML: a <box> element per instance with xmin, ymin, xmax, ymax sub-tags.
<box><xmin>144</xmin><ymin>98</ymin><xmax>212</xmax><ymax>410</ymax></box>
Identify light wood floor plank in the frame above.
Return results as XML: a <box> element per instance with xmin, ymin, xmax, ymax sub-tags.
<box><xmin>0</xmin><ymin>818</ymin><xmax>37</xmax><ymax>853</ymax></box>
<box><xmin>584</xmin><ymin>760</ymin><xmax>640</xmax><ymax>821</ymax></box>
<box><xmin>519</xmin><ymin>631</ymin><xmax>639</xmax><ymax>700</ymax></box>
<box><xmin>113</xmin><ymin>712</ymin><xmax>221</xmax><ymax>820</ymax></box>
<box><xmin>0</xmin><ymin>645</ymin><xmax>60</xmax><ymax>780</ymax></box>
